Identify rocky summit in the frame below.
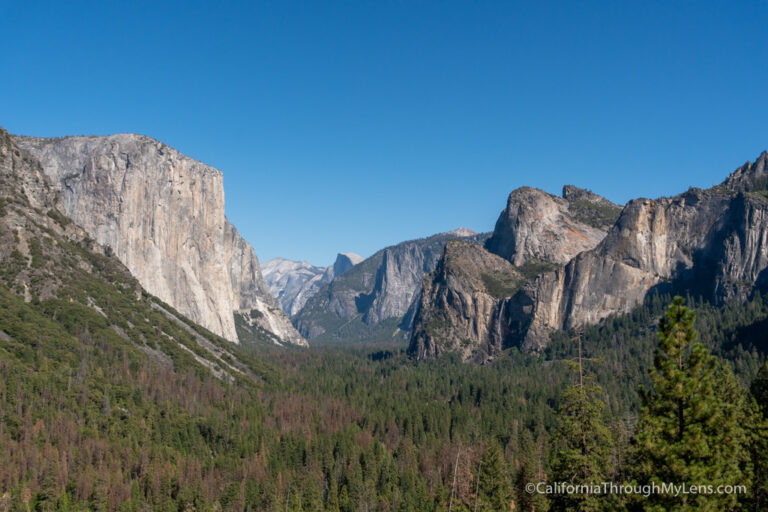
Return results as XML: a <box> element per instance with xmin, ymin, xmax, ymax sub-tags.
<box><xmin>409</xmin><ymin>186</ymin><xmax>620</xmax><ymax>360</ymax></box>
<box><xmin>409</xmin><ymin>152</ymin><xmax>768</xmax><ymax>360</ymax></box>
<box><xmin>14</xmin><ymin>134</ymin><xmax>305</xmax><ymax>346</ymax></box>
<box><xmin>485</xmin><ymin>185</ymin><xmax>622</xmax><ymax>265</ymax></box>
<box><xmin>409</xmin><ymin>239</ymin><xmax>524</xmax><ymax>362</ymax></box>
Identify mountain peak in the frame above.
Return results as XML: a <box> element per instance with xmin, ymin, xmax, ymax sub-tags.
<box><xmin>445</xmin><ymin>227</ymin><xmax>477</xmax><ymax>237</ymax></box>
<box><xmin>562</xmin><ymin>185</ymin><xmax>618</xmax><ymax>207</ymax></box>
<box><xmin>333</xmin><ymin>252</ymin><xmax>363</xmax><ymax>276</ymax></box>
<box><xmin>14</xmin><ymin>132</ymin><xmax>305</xmax><ymax>346</ymax></box>
<box><xmin>721</xmin><ymin>150</ymin><xmax>768</xmax><ymax>193</ymax></box>
<box><xmin>486</xmin><ymin>185</ymin><xmax>613</xmax><ymax>265</ymax></box>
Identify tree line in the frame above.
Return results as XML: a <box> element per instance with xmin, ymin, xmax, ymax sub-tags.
<box><xmin>2</xmin><ymin>283</ymin><xmax>768</xmax><ymax>510</ymax></box>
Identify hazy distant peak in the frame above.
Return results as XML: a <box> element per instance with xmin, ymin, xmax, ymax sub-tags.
<box><xmin>337</xmin><ymin>252</ymin><xmax>364</xmax><ymax>264</ymax></box>
<box><xmin>444</xmin><ymin>227</ymin><xmax>477</xmax><ymax>237</ymax></box>
<box><xmin>332</xmin><ymin>252</ymin><xmax>363</xmax><ymax>277</ymax></box>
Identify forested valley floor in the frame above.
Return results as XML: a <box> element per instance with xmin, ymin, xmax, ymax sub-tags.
<box><xmin>2</xmin><ymin>281</ymin><xmax>768</xmax><ymax>511</ymax></box>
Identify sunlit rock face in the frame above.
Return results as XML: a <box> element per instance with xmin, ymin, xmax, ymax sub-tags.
<box><xmin>410</xmin><ymin>186</ymin><xmax>619</xmax><ymax>359</ymax></box>
<box><xmin>522</xmin><ymin>152</ymin><xmax>768</xmax><ymax>349</ymax></box>
<box><xmin>410</xmin><ymin>155</ymin><xmax>768</xmax><ymax>358</ymax></box>
<box><xmin>485</xmin><ymin>186</ymin><xmax>618</xmax><ymax>266</ymax></box>
<box><xmin>16</xmin><ymin>134</ymin><xmax>305</xmax><ymax>346</ymax></box>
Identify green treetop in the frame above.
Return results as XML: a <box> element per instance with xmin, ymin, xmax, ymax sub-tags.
<box><xmin>629</xmin><ymin>297</ymin><xmax>751</xmax><ymax>512</ymax></box>
<box><xmin>549</xmin><ymin>331</ymin><xmax>614</xmax><ymax>512</ymax></box>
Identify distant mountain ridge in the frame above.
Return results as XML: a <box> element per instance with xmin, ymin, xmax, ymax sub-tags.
<box><xmin>262</xmin><ymin>252</ymin><xmax>363</xmax><ymax>316</ymax></box>
<box><xmin>293</xmin><ymin>228</ymin><xmax>488</xmax><ymax>343</ymax></box>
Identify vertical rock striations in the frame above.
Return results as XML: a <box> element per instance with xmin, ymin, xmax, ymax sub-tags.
<box><xmin>15</xmin><ymin>134</ymin><xmax>305</xmax><ymax>346</ymax></box>
<box><xmin>410</xmin><ymin>186</ymin><xmax>621</xmax><ymax>359</ymax></box>
<box><xmin>410</xmin><ymin>151</ymin><xmax>768</xmax><ymax>360</ymax></box>
<box><xmin>409</xmin><ymin>240</ymin><xmax>524</xmax><ymax>362</ymax></box>
<box><xmin>293</xmin><ymin>229</ymin><xmax>487</xmax><ymax>343</ymax></box>
<box><xmin>524</xmin><ymin>172</ymin><xmax>768</xmax><ymax>349</ymax></box>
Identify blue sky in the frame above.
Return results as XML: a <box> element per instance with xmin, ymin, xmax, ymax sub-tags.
<box><xmin>2</xmin><ymin>1</ymin><xmax>767</xmax><ymax>265</ymax></box>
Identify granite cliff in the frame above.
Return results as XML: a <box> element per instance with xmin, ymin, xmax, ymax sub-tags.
<box><xmin>410</xmin><ymin>152</ymin><xmax>768</xmax><ymax>360</ymax></box>
<box><xmin>0</xmin><ymin>126</ymin><xmax>266</xmax><ymax>381</ymax></box>
<box><xmin>14</xmin><ymin>134</ymin><xmax>305</xmax><ymax>346</ymax></box>
<box><xmin>485</xmin><ymin>186</ymin><xmax>620</xmax><ymax>265</ymax></box>
<box><xmin>409</xmin><ymin>186</ymin><xmax>621</xmax><ymax>359</ymax></box>
<box><xmin>523</xmin><ymin>152</ymin><xmax>768</xmax><ymax>349</ymax></box>
<box><xmin>409</xmin><ymin>240</ymin><xmax>524</xmax><ymax>361</ymax></box>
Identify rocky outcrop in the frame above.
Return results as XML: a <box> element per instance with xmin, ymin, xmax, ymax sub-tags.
<box><xmin>409</xmin><ymin>240</ymin><xmax>524</xmax><ymax>361</ymax></box>
<box><xmin>411</xmin><ymin>151</ymin><xmax>768</xmax><ymax>359</ymax></box>
<box><xmin>14</xmin><ymin>134</ymin><xmax>305</xmax><ymax>346</ymax></box>
<box><xmin>293</xmin><ymin>229</ymin><xmax>487</xmax><ymax>342</ymax></box>
<box><xmin>523</xmin><ymin>182</ymin><xmax>768</xmax><ymax>350</ymax></box>
<box><xmin>0</xmin><ymin>126</ymin><xmax>133</xmax><ymax>305</ymax></box>
<box><xmin>485</xmin><ymin>186</ymin><xmax>620</xmax><ymax>266</ymax></box>
<box><xmin>409</xmin><ymin>187</ymin><xmax>618</xmax><ymax>359</ymax></box>
<box><xmin>262</xmin><ymin>252</ymin><xmax>362</xmax><ymax>316</ymax></box>
<box><xmin>721</xmin><ymin>151</ymin><xmax>768</xmax><ymax>192</ymax></box>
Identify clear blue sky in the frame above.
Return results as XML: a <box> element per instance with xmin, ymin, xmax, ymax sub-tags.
<box><xmin>2</xmin><ymin>1</ymin><xmax>767</xmax><ymax>265</ymax></box>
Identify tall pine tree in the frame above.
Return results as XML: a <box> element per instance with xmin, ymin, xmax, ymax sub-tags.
<box><xmin>514</xmin><ymin>430</ymin><xmax>549</xmax><ymax>512</ymax></box>
<box><xmin>478</xmin><ymin>439</ymin><xmax>511</xmax><ymax>511</ymax></box>
<box><xmin>629</xmin><ymin>297</ymin><xmax>750</xmax><ymax>512</ymax></box>
<box><xmin>747</xmin><ymin>362</ymin><xmax>768</xmax><ymax>511</ymax></box>
<box><xmin>549</xmin><ymin>331</ymin><xmax>613</xmax><ymax>512</ymax></box>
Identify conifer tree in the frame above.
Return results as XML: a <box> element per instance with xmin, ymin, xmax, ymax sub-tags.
<box><xmin>751</xmin><ymin>361</ymin><xmax>768</xmax><ymax>411</ymax></box>
<box><xmin>629</xmin><ymin>297</ymin><xmax>750</xmax><ymax>512</ymax></box>
<box><xmin>514</xmin><ymin>431</ymin><xmax>549</xmax><ymax>512</ymax></box>
<box><xmin>478</xmin><ymin>440</ymin><xmax>510</xmax><ymax>511</ymax></box>
<box><xmin>748</xmin><ymin>362</ymin><xmax>768</xmax><ymax>511</ymax></box>
<box><xmin>549</xmin><ymin>330</ymin><xmax>613</xmax><ymax>512</ymax></box>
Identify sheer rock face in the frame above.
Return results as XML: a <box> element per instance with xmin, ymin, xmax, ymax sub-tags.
<box><xmin>523</xmin><ymin>184</ymin><xmax>768</xmax><ymax>350</ymax></box>
<box><xmin>363</xmin><ymin>243</ymin><xmax>444</xmax><ymax>326</ymax></box>
<box><xmin>409</xmin><ymin>240</ymin><xmax>524</xmax><ymax>362</ymax></box>
<box><xmin>293</xmin><ymin>229</ymin><xmax>487</xmax><ymax>341</ymax></box>
<box><xmin>411</xmin><ymin>151</ymin><xmax>768</xmax><ymax>359</ymax></box>
<box><xmin>262</xmin><ymin>252</ymin><xmax>362</xmax><ymax>316</ymax></box>
<box><xmin>485</xmin><ymin>186</ymin><xmax>619</xmax><ymax>266</ymax></box>
<box><xmin>410</xmin><ymin>186</ymin><xmax>619</xmax><ymax>360</ymax></box>
<box><xmin>15</xmin><ymin>134</ymin><xmax>305</xmax><ymax>346</ymax></box>
<box><xmin>0</xmin><ymin>127</ymin><xmax>138</xmax><ymax>306</ymax></box>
